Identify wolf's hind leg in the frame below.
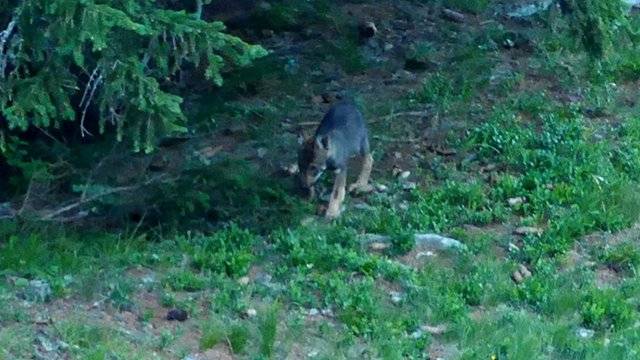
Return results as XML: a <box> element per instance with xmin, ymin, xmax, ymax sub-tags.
<box><xmin>348</xmin><ymin>153</ymin><xmax>374</xmax><ymax>194</ymax></box>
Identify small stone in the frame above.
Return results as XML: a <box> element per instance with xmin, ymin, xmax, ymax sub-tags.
<box><xmin>308</xmin><ymin>349</ymin><xmax>320</xmax><ymax>357</ymax></box>
<box><xmin>34</xmin><ymin>313</ymin><xmax>51</xmax><ymax>325</ymax></box>
<box><xmin>479</xmin><ymin>164</ymin><xmax>497</xmax><ymax>173</ymax></box>
<box><xmin>512</xmin><ymin>264</ymin><xmax>532</xmax><ymax>284</ymax></box>
<box><xmin>308</xmin><ymin>308</ymin><xmax>319</xmax><ymax>316</ymax></box>
<box><xmin>369</xmin><ymin>242</ymin><xmax>391</xmax><ymax>251</ymax></box>
<box><xmin>518</xmin><ymin>264</ymin><xmax>532</xmax><ymax>278</ymax></box>
<box><xmin>311</xmin><ymin>95</ymin><xmax>324</xmax><ymax>104</ymax></box>
<box><xmin>577</xmin><ymin>327</ymin><xmax>595</xmax><ymax>339</ymax></box>
<box><xmin>238</xmin><ymin>276</ymin><xmax>250</xmax><ymax>286</ymax></box>
<box><xmin>416</xmin><ymin>251</ymin><xmax>435</xmax><ymax>259</ymax></box>
<box><xmin>409</xmin><ymin>329</ymin><xmax>424</xmax><ymax>339</ymax></box>
<box><xmin>392</xmin><ymin>166</ymin><xmax>402</xmax><ymax>177</ymax></box>
<box><xmin>257</xmin><ymin>147</ymin><xmax>268</xmax><ymax>159</ymax></box>
<box><xmin>508</xmin><ymin>243</ymin><xmax>520</xmax><ymax>252</ymax></box>
<box><xmin>384</xmin><ymin>43</ymin><xmax>394</xmax><ymax>51</ymax></box>
<box><xmin>507</xmin><ymin>197</ymin><xmax>526</xmax><ymax>207</ymax></box>
<box><xmin>402</xmin><ymin>182</ymin><xmax>417</xmax><ymax>191</ymax></box>
<box><xmin>513</xmin><ymin>226</ymin><xmax>543</xmax><ymax>236</ymax></box>
<box><xmin>166</xmin><ymin>309</ymin><xmax>188</xmax><ymax>322</ymax></box>
<box><xmin>390</xmin><ymin>291</ymin><xmax>403</xmax><ymax>304</ymax></box>
<box><xmin>375</xmin><ymin>184</ymin><xmax>388</xmax><ymax>192</ymax></box>
<box><xmin>353</xmin><ymin>203</ymin><xmax>374</xmax><ymax>211</ymax></box>
<box><xmin>246</xmin><ymin>308</ymin><xmax>257</xmax><ymax>318</ymax></box>
<box><xmin>503</xmin><ymin>38</ymin><xmax>516</xmax><ymax>49</ymax></box>
<box><xmin>398</xmin><ymin>171</ymin><xmax>411</xmax><ymax>180</ymax></box>
<box><xmin>512</xmin><ymin>271</ymin><xmax>525</xmax><ymax>284</ymax></box>
<box><xmin>321</xmin><ymin>308</ymin><xmax>333</xmax><ymax>316</ymax></box>
<box><xmin>421</xmin><ymin>324</ymin><xmax>448</xmax><ymax>335</ymax></box>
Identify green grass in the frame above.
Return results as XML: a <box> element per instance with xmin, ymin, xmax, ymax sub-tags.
<box><xmin>2</xmin><ymin>0</ymin><xmax>640</xmax><ymax>358</ymax></box>
<box><xmin>259</xmin><ymin>302</ymin><xmax>280</xmax><ymax>358</ymax></box>
<box><xmin>200</xmin><ymin>319</ymin><xmax>227</xmax><ymax>350</ymax></box>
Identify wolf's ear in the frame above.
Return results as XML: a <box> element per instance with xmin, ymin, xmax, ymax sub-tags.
<box><xmin>315</xmin><ymin>135</ymin><xmax>330</xmax><ymax>151</ymax></box>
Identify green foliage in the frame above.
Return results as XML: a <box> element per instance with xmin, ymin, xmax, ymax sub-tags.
<box><xmin>178</xmin><ymin>224</ymin><xmax>256</xmax><ymax>278</ymax></box>
<box><xmin>468</xmin><ymin>103</ymin><xmax>640</xmax><ymax>259</ymax></box>
<box><xmin>602</xmin><ymin>242</ymin><xmax>640</xmax><ymax>274</ymax></box>
<box><xmin>163</xmin><ymin>270</ymin><xmax>207</xmax><ymax>292</ymax></box>
<box><xmin>0</xmin><ymin>0</ymin><xmax>267</xmax><ymax>153</ymax></box>
<box><xmin>562</xmin><ymin>0</ymin><xmax>637</xmax><ymax>59</ymax></box>
<box><xmin>56</xmin><ymin>320</ymin><xmax>139</xmax><ymax>358</ymax></box>
<box><xmin>228</xmin><ymin>323</ymin><xmax>250</xmax><ymax>354</ymax></box>
<box><xmin>333</xmin><ymin>279</ymin><xmax>382</xmax><ymax>335</ymax></box>
<box><xmin>258</xmin><ymin>302</ymin><xmax>280</xmax><ymax>358</ymax></box>
<box><xmin>200</xmin><ymin>319</ymin><xmax>226</xmax><ymax>350</ymax></box>
<box><xmin>156</xmin><ymin>159</ymin><xmax>309</xmax><ymax>231</ymax></box>
<box><xmin>582</xmin><ymin>288</ymin><xmax>635</xmax><ymax>331</ymax></box>
<box><xmin>107</xmin><ymin>276</ymin><xmax>134</xmax><ymax>310</ymax></box>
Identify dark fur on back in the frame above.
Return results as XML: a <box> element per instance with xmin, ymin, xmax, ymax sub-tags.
<box><xmin>297</xmin><ymin>101</ymin><xmax>370</xmax><ymax>192</ymax></box>
<box><xmin>315</xmin><ymin>101</ymin><xmax>369</xmax><ymax>170</ymax></box>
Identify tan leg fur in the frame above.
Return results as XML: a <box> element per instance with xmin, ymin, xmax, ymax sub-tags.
<box><xmin>348</xmin><ymin>153</ymin><xmax>374</xmax><ymax>194</ymax></box>
<box><xmin>326</xmin><ymin>170</ymin><xmax>347</xmax><ymax>219</ymax></box>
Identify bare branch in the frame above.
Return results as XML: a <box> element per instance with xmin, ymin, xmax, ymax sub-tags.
<box><xmin>41</xmin><ymin>174</ymin><xmax>171</xmax><ymax>221</ymax></box>
<box><xmin>377</xmin><ymin>110</ymin><xmax>431</xmax><ymax>122</ymax></box>
<box><xmin>79</xmin><ymin>66</ymin><xmax>103</xmax><ymax>138</ymax></box>
<box><xmin>0</xmin><ymin>17</ymin><xmax>17</xmax><ymax>78</ymax></box>
<box><xmin>195</xmin><ymin>0</ymin><xmax>204</xmax><ymax>20</ymax></box>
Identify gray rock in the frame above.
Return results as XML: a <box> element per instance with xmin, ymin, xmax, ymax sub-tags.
<box><xmin>402</xmin><ymin>182</ymin><xmax>417</xmax><ymax>191</ymax></box>
<box><xmin>577</xmin><ymin>327</ymin><xmax>595</xmax><ymax>339</ymax></box>
<box><xmin>507</xmin><ymin>0</ymin><xmax>553</xmax><ymax>18</ymax></box>
<box><xmin>21</xmin><ymin>280</ymin><xmax>52</xmax><ymax>303</ymax></box>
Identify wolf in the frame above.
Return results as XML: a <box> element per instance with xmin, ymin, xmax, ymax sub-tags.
<box><xmin>298</xmin><ymin>101</ymin><xmax>374</xmax><ymax>219</ymax></box>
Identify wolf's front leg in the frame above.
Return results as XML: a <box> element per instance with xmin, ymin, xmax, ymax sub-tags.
<box><xmin>348</xmin><ymin>153</ymin><xmax>374</xmax><ymax>194</ymax></box>
<box><xmin>326</xmin><ymin>169</ymin><xmax>347</xmax><ymax>219</ymax></box>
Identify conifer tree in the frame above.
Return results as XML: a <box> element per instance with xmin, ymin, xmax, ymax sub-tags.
<box><xmin>0</xmin><ymin>0</ymin><xmax>267</xmax><ymax>154</ymax></box>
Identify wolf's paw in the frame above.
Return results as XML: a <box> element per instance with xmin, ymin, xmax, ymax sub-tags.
<box><xmin>324</xmin><ymin>207</ymin><xmax>341</xmax><ymax>220</ymax></box>
<box><xmin>348</xmin><ymin>183</ymin><xmax>374</xmax><ymax>195</ymax></box>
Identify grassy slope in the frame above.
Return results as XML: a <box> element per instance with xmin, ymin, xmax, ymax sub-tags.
<box><xmin>3</xmin><ymin>1</ymin><xmax>640</xmax><ymax>359</ymax></box>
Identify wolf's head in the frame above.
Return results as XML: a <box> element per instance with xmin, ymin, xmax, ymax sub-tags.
<box><xmin>298</xmin><ymin>135</ymin><xmax>330</xmax><ymax>193</ymax></box>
